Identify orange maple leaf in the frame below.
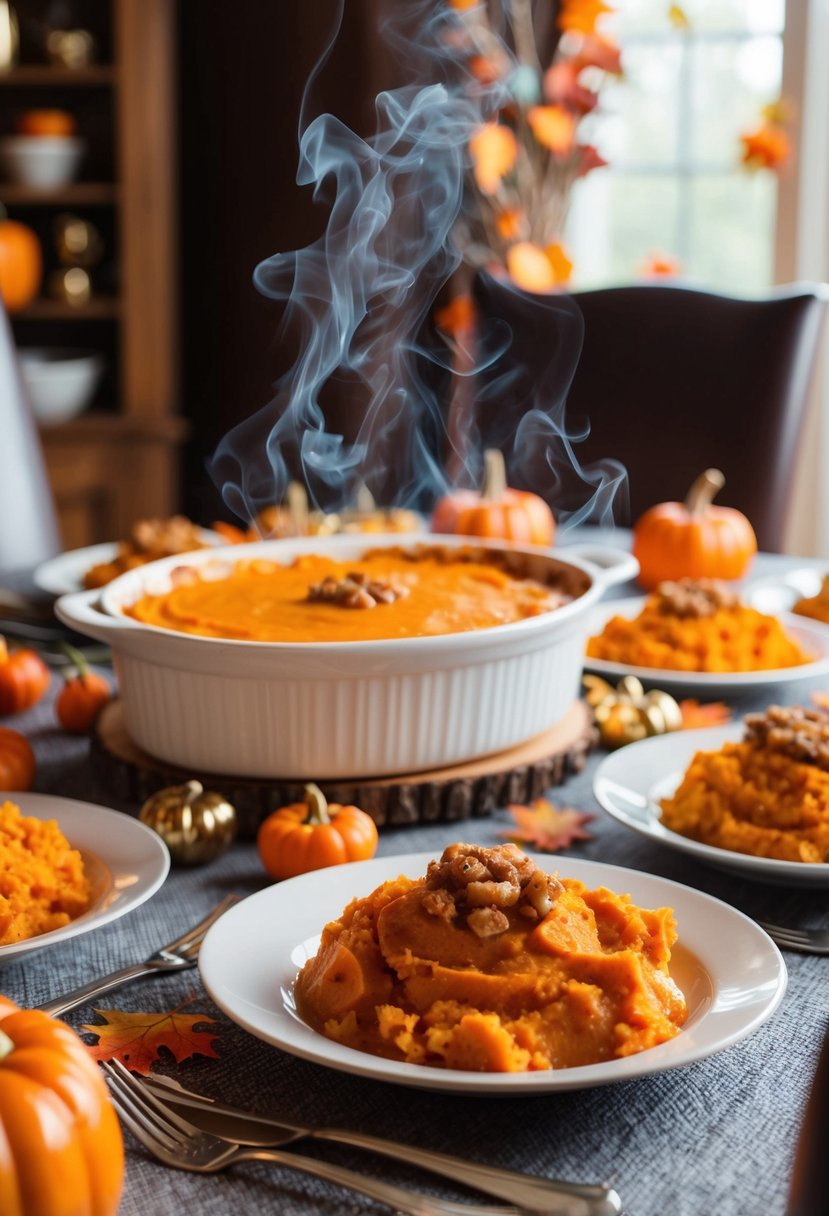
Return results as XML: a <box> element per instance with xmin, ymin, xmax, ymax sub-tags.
<box><xmin>82</xmin><ymin>999</ymin><xmax>221</xmax><ymax>1076</ymax></box>
<box><xmin>557</xmin><ymin>0</ymin><xmax>613</xmax><ymax>37</ymax></box>
<box><xmin>678</xmin><ymin>699</ymin><xmax>732</xmax><ymax>729</ymax></box>
<box><xmin>740</xmin><ymin>123</ymin><xmax>790</xmax><ymax>171</ymax></box>
<box><xmin>499</xmin><ymin>797</ymin><xmax>595</xmax><ymax>852</ymax></box>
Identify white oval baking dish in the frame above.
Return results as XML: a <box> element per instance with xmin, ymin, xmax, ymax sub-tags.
<box><xmin>55</xmin><ymin>535</ymin><xmax>637</xmax><ymax>779</ymax></box>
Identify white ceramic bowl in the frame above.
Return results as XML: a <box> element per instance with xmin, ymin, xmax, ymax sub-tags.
<box><xmin>0</xmin><ymin>135</ymin><xmax>85</xmax><ymax>187</ymax></box>
<box><xmin>19</xmin><ymin>347</ymin><xmax>104</xmax><ymax>423</ymax></box>
<box><xmin>55</xmin><ymin>535</ymin><xmax>638</xmax><ymax>780</ymax></box>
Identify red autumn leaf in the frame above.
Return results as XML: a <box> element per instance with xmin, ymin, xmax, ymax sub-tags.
<box><xmin>679</xmin><ymin>699</ymin><xmax>732</xmax><ymax>729</ymax></box>
<box><xmin>82</xmin><ymin>999</ymin><xmax>221</xmax><ymax>1076</ymax></box>
<box><xmin>499</xmin><ymin>797</ymin><xmax>595</xmax><ymax>852</ymax></box>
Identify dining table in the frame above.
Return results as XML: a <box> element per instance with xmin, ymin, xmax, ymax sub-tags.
<box><xmin>2</xmin><ymin>530</ymin><xmax>827</xmax><ymax>1216</ymax></box>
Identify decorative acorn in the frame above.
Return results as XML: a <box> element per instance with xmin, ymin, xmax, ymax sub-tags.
<box><xmin>584</xmin><ymin>675</ymin><xmax>683</xmax><ymax>750</ymax></box>
<box><xmin>139</xmin><ymin>780</ymin><xmax>237</xmax><ymax>866</ymax></box>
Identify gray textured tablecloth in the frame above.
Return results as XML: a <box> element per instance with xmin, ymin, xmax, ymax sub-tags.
<box><xmin>2</xmin><ymin>543</ymin><xmax>828</xmax><ymax>1216</ymax></box>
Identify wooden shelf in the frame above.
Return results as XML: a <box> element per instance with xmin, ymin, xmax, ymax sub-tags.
<box><xmin>0</xmin><ymin>182</ymin><xmax>118</xmax><ymax>205</ymax></box>
<box><xmin>0</xmin><ymin>66</ymin><xmax>116</xmax><ymax>87</ymax></box>
<box><xmin>12</xmin><ymin>298</ymin><xmax>121</xmax><ymax>321</ymax></box>
<box><xmin>40</xmin><ymin>411</ymin><xmax>189</xmax><ymax>443</ymax></box>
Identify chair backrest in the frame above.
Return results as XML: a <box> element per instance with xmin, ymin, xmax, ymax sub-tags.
<box><xmin>0</xmin><ymin>299</ymin><xmax>61</xmax><ymax>574</ymax></box>
<box><xmin>565</xmin><ymin>282</ymin><xmax>829</xmax><ymax>551</ymax></box>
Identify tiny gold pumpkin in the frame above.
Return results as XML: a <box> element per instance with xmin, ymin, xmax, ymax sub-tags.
<box><xmin>139</xmin><ymin>780</ymin><xmax>237</xmax><ymax>866</ymax></box>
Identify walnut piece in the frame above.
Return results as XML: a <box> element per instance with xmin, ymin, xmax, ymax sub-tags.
<box><xmin>655</xmin><ymin>578</ymin><xmax>739</xmax><ymax>619</ymax></box>
<box><xmin>131</xmin><ymin>515</ymin><xmax>205</xmax><ymax>556</ymax></box>
<box><xmin>744</xmin><ymin>704</ymin><xmax>829</xmax><ymax>770</ymax></box>
<box><xmin>307</xmin><ymin>570</ymin><xmax>410</xmax><ymax>609</ymax></box>
<box><xmin>422</xmin><ymin>843</ymin><xmax>562</xmax><ymax>939</ymax></box>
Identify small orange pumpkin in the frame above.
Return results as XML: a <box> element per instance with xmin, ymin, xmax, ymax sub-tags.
<box><xmin>431</xmin><ymin>448</ymin><xmax>556</xmax><ymax>546</ymax></box>
<box><xmin>0</xmin><ymin>728</ymin><xmax>34</xmax><ymax>791</ymax></box>
<box><xmin>632</xmin><ymin>469</ymin><xmax>757</xmax><ymax>590</ymax></box>
<box><xmin>55</xmin><ymin>646</ymin><xmax>111</xmax><ymax>734</ymax></box>
<box><xmin>257</xmin><ymin>784</ymin><xmax>378</xmax><ymax>880</ymax></box>
<box><xmin>0</xmin><ymin>217</ymin><xmax>42</xmax><ymax>314</ymax></box>
<box><xmin>0</xmin><ymin>640</ymin><xmax>50</xmax><ymax>717</ymax></box>
<box><xmin>15</xmin><ymin>109</ymin><xmax>77</xmax><ymax>138</ymax></box>
<box><xmin>0</xmin><ymin>995</ymin><xmax>124</xmax><ymax>1216</ymax></box>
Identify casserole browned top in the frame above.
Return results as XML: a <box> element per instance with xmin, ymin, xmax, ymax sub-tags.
<box><xmin>125</xmin><ymin>545</ymin><xmax>575</xmax><ymax>642</ymax></box>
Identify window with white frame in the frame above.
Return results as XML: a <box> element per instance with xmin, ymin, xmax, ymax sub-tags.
<box><xmin>567</xmin><ymin>0</ymin><xmax>786</xmax><ymax>291</ymax></box>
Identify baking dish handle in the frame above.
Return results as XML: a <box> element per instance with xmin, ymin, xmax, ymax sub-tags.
<box><xmin>562</xmin><ymin>544</ymin><xmax>639</xmax><ymax>591</ymax></box>
<box><xmin>54</xmin><ymin>588</ymin><xmax>137</xmax><ymax>645</ymax></box>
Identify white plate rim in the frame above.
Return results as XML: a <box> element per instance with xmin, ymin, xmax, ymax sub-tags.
<box><xmin>585</xmin><ymin>596</ymin><xmax>829</xmax><ymax>692</ymax></box>
<box><xmin>593</xmin><ymin>724</ymin><xmax>829</xmax><ymax>886</ymax></box>
<box><xmin>0</xmin><ymin>792</ymin><xmax>170</xmax><ymax>962</ymax></box>
<box><xmin>198</xmin><ymin>851</ymin><xmax>786</xmax><ymax>1094</ymax></box>
<box><xmin>34</xmin><ymin>530</ymin><xmax>221</xmax><ymax>597</ymax></box>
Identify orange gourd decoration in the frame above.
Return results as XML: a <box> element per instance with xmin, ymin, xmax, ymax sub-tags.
<box><xmin>0</xmin><ymin>995</ymin><xmax>124</xmax><ymax>1216</ymax></box>
<box><xmin>431</xmin><ymin>449</ymin><xmax>556</xmax><ymax>546</ymax></box>
<box><xmin>632</xmin><ymin>469</ymin><xmax>758</xmax><ymax>590</ymax></box>
<box><xmin>0</xmin><ymin>728</ymin><xmax>35</xmax><ymax>791</ymax></box>
<box><xmin>0</xmin><ymin>640</ymin><xmax>50</xmax><ymax>717</ymax></box>
<box><xmin>0</xmin><ymin>216</ymin><xmax>42</xmax><ymax>314</ymax></box>
<box><xmin>257</xmin><ymin>784</ymin><xmax>378</xmax><ymax>880</ymax></box>
<box><xmin>16</xmin><ymin>110</ymin><xmax>77</xmax><ymax>138</ymax></box>
<box><xmin>55</xmin><ymin>647</ymin><xmax>111</xmax><ymax>734</ymax></box>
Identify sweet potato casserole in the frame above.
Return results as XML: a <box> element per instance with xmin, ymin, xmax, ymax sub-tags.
<box><xmin>661</xmin><ymin>705</ymin><xmax>829</xmax><ymax>863</ymax></box>
<box><xmin>295</xmin><ymin>843</ymin><xmax>687</xmax><ymax>1072</ymax></box>
<box><xmin>0</xmin><ymin>801</ymin><xmax>90</xmax><ymax>944</ymax></box>
<box><xmin>587</xmin><ymin>579</ymin><xmax>810</xmax><ymax>672</ymax></box>
<box><xmin>125</xmin><ymin>545</ymin><xmax>575</xmax><ymax>642</ymax></box>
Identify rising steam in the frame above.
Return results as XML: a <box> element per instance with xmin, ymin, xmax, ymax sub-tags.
<box><xmin>210</xmin><ymin>0</ymin><xmax>627</xmax><ymax>528</ymax></box>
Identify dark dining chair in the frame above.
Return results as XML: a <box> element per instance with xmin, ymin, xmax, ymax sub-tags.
<box><xmin>564</xmin><ymin>281</ymin><xmax>829</xmax><ymax>551</ymax></box>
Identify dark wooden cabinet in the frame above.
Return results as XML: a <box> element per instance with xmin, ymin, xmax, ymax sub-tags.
<box><xmin>2</xmin><ymin>0</ymin><xmax>182</xmax><ymax>548</ymax></box>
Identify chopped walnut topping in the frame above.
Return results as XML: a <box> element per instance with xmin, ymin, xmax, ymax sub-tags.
<box><xmin>744</xmin><ymin>704</ymin><xmax>829</xmax><ymax>770</ymax></box>
<box><xmin>467</xmin><ymin>907</ymin><xmax>510</xmax><ymax>938</ymax></box>
<box><xmin>307</xmin><ymin>570</ymin><xmax>410</xmax><ymax>609</ymax></box>
<box><xmin>655</xmin><ymin>578</ymin><xmax>739</xmax><ymax>619</ymax></box>
<box><xmin>131</xmin><ymin>515</ymin><xmax>205</xmax><ymax>556</ymax></box>
<box><xmin>422</xmin><ymin>843</ymin><xmax>562</xmax><ymax>939</ymax></box>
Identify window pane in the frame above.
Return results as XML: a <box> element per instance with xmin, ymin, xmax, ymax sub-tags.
<box><xmin>614</xmin><ymin>0</ymin><xmax>783</xmax><ymax>37</ymax></box>
<box><xmin>688</xmin><ymin>173</ymin><xmax>777</xmax><ymax>290</ymax></box>
<box><xmin>598</xmin><ymin>43</ymin><xmax>684</xmax><ymax>167</ymax></box>
<box><xmin>568</xmin><ymin>174</ymin><xmax>682</xmax><ymax>286</ymax></box>
<box><xmin>690</xmin><ymin>36</ymin><xmax>783</xmax><ymax>165</ymax></box>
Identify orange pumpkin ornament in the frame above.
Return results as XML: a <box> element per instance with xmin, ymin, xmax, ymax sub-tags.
<box><xmin>431</xmin><ymin>448</ymin><xmax>556</xmax><ymax>545</ymax></box>
<box><xmin>0</xmin><ymin>640</ymin><xmax>50</xmax><ymax>717</ymax></box>
<box><xmin>632</xmin><ymin>468</ymin><xmax>757</xmax><ymax>590</ymax></box>
<box><xmin>55</xmin><ymin>646</ymin><xmax>111</xmax><ymax>734</ymax></box>
<box><xmin>257</xmin><ymin>784</ymin><xmax>378</xmax><ymax>881</ymax></box>
<box><xmin>0</xmin><ymin>217</ymin><xmax>42</xmax><ymax>314</ymax></box>
<box><xmin>0</xmin><ymin>728</ymin><xmax>35</xmax><ymax>791</ymax></box>
<box><xmin>0</xmin><ymin>995</ymin><xmax>124</xmax><ymax>1216</ymax></box>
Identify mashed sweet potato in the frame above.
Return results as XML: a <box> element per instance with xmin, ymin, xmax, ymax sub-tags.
<box><xmin>661</xmin><ymin>706</ymin><xmax>829</xmax><ymax>863</ymax></box>
<box><xmin>0</xmin><ymin>801</ymin><xmax>91</xmax><ymax>945</ymax></box>
<box><xmin>295</xmin><ymin>843</ymin><xmax>686</xmax><ymax>1072</ymax></box>
<box><xmin>587</xmin><ymin>578</ymin><xmax>809</xmax><ymax>673</ymax></box>
<box><xmin>793</xmin><ymin>575</ymin><xmax>829</xmax><ymax>625</ymax></box>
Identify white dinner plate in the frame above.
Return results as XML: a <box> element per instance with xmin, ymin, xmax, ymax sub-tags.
<box><xmin>584</xmin><ymin>596</ymin><xmax>829</xmax><ymax>694</ymax></box>
<box><xmin>593</xmin><ymin>724</ymin><xmax>829</xmax><ymax>887</ymax></box>
<box><xmin>198</xmin><ymin>851</ymin><xmax>786</xmax><ymax>1094</ymax></box>
<box><xmin>34</xmin><ymin>530</ymin><xmax>221</xmax><ymax>597</ymax></box>
<box><xmin>0</xmin><ymin>793</ymin><xmax>170</xmax><ymax>965</ymax></box>
<box><xmin>743</xmin><ymin>567</ymin><xmax>827</xmax><ymax>616</ymax></box>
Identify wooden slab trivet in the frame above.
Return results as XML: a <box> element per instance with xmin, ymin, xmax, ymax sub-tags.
<box><xmin>91</xmin><ymin>700</ymin><xmax>597</xmax><ymax>836</ymax></box>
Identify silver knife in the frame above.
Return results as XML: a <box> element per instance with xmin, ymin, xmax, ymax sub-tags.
<box><xmin>142</xmin><ymin>1074</ymin><xmax>622</xmax><ymax>1215</ymax></box>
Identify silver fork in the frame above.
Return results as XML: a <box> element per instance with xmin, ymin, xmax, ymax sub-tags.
<box><xmin>134</xmin><ymin>1066</ymin><xmax>621</xmax><ymax>1214</ymax></box>
<box><xmin>757</xmin><ymin>921</ymin><xmax>829</xmax><ymax>956</ymax></box>
<box><xmin>36</xmin><ymin>895</ymin><xmax>240</xmax><ymax>1017</ymax></box>
<box><xmin>103</xmin><ymin>1061</ymin><xmax>542</xmax><ymax>1216</ymax></box>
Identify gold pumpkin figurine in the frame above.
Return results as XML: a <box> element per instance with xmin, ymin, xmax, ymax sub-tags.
<box><xmin>139</xmin><ymin>780</ymin><xmax>237</xmax><ymax>866</ymax></box>
<box><xmin>584</xmin><ymin>675</ymin><xmax>683</xmax><ymax>750</ymax></box>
